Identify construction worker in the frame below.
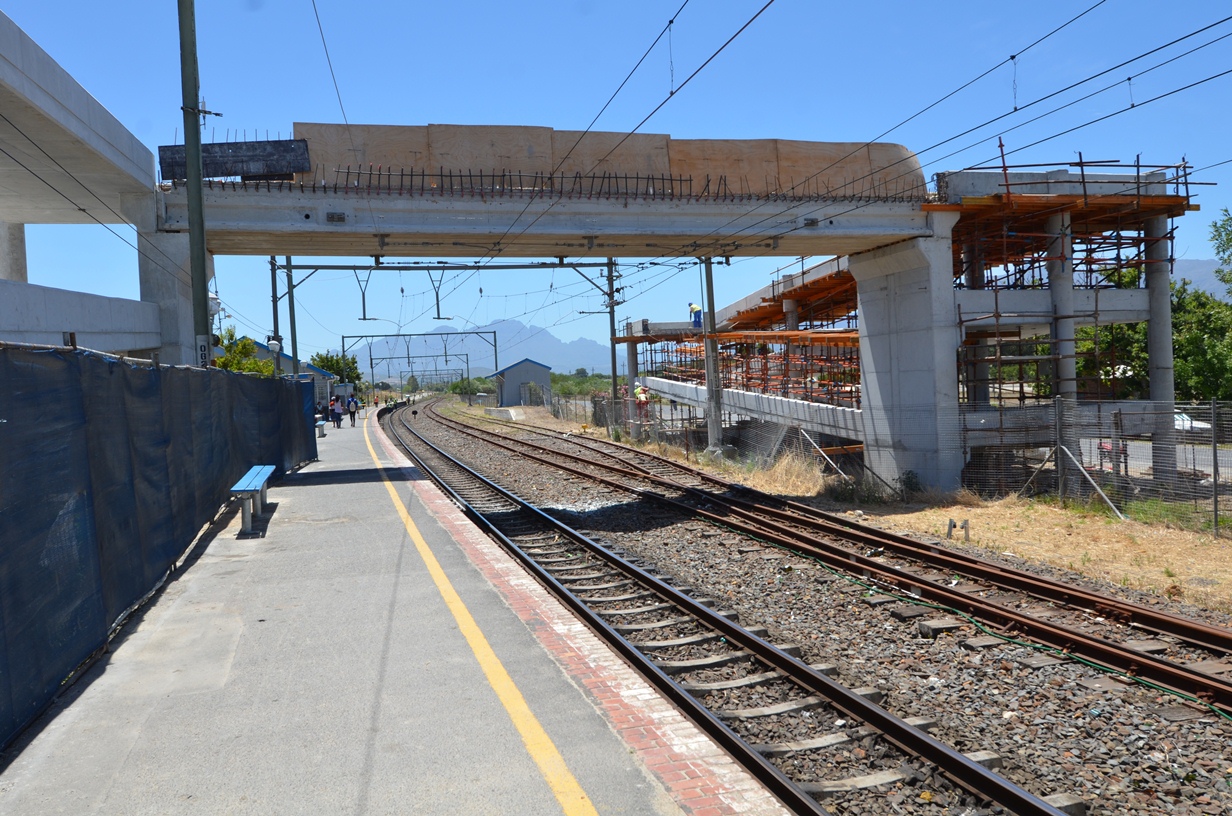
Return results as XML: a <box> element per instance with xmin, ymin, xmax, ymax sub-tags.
<box><xmin>688</xmin><ymin>302</ymin><xmax>702</xmax><ymax>329</ymax></box>
<box><xmin>635</xmin><ymin>382</ymin><xmax>650</xmax><ymax>421</ymax></box>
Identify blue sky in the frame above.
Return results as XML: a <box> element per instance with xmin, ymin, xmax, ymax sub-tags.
<box><xmin>6</xmin><ymin>0</ymin><xmax>1232</xmax><ymax>361</ymax></box>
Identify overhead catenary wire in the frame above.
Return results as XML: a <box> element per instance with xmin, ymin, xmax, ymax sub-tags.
<box><xmin>477</xmin><ymin>0</ymin><xmax>693</xmax><ymax>265</ymax></box>
<box><xmin>638</xmin><ymin>11</ymin><xmax>1232</xmax><ymax>267</ymax></box>
<box><xmin>480</xmin><ymin>0</ymin><xmax>777</xmax><ymax>266</ymax></box>
<box><xmin>309</xmin><ymin>0</ymin><xmax>379</xmax><ymax>236</ymax></box>
<box><xmin>642</xmin><ymin>37</ymin><xmax>1232</xmax><ymax>266</ymax></box>
<box><xmin>485</xmin><ymin>0</ymin><xmax>1109</xmax><ymax>276</ymax></box>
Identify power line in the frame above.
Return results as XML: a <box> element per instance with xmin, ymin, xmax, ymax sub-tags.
<box><xmin>309</xmin><ymin>0</ymin><xmax>379</xmax><ymax>235</ymax></box>
<box><xmin>480</xmin><ymin>0</ymin><xmax>692</xmax><ymax>262</ymax></box>
<box><xmin>641</xmin><ymin>8</ymin><xmax>1230</xmax><ymax>265</ymax></box>
<box><xmin>483</xmin><ymin>0</ymin><xmax>777</xmax><ymax>265</ymax></box>
<box><xmin>656</xmin><ymin>30</ymin><xmax>1232</xmax><ymax>262</ymax></box>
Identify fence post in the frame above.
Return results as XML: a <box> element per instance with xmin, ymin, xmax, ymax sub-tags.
<box><xmin>1055</xmin><ymin>396</ymin><xmax>1064</xmax><ymax>500</ymax></box>
<box><xmin>1214</xmin><ymin>398</ymin><xmax>1220</xmax><ymax>538</ymax></box>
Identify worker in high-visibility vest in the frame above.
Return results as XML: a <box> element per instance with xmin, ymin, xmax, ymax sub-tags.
<box><xmin>688</xmin><ymin>302</ymin><xmax>702</xmax><ymax>329</ymax></box>
<box><xmin>634</xmin><ymin>382</ymin><xmax>650</xmax><ymax>421</ymax></box>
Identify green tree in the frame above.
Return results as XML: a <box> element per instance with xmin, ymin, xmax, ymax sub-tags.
<box><xmin>447</xmin><ymin>377</ymin><xmax>492</xmax><ymax>396</ymax></box>
<box><xmin>402</xmin><ymin>375</ymin><xmax>420</xmax><ymax>393</ymax></box>
<box><xmin>310</xmin><ymin>350</ymin><xmax>363</xmax><ymax>385</ymax></box>
<box><xmin>1171</xmin><ymin>280</ymin><xmax>1232</xmax><ymax>401</ymax></box>
<box><xmin>1212</xmin><ymin>207</ymin><xmax>1232</xmax><ymax>295</ymax></box>
<box><xmin>1075</xmin><ymin>276</ymin><xmax>1232</xmax><ymax>401</ymax></box>
<box><xmin>215</xmin><ymin>326</ymin><xmax>273</xmax><ymax>375</ymax></box>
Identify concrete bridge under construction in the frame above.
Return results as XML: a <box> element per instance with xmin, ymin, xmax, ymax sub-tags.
<box><xmin>0</xmin><ymin>10</ymin><xmax>1195</xmax><ymax>489</ymax></box>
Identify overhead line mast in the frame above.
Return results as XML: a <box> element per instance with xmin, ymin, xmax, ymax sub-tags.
<box><xmin>176</xmin><ymin>0</ymin><xmax>213</xmax><ymax>367</ymax></box>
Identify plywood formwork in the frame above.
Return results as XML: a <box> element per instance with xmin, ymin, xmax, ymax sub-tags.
<box><xmin>428</xmin><ymin>124</ymin><xmax>554</xmax><ymax>176</ymax></box>
<box><xmin>775</xmin><ymin>140</ymin><xmax>924</xmax><ymax>199</ymax></box>
<box><xmin>551</xmin><ymin>131</ymin><xmax>670</xmax><ymax>177</ymax></box>
<box><xmin>294</xmin><ymin>122</ymin><xmax>429</xmax><ymax>177</ymax></box>
<box><xmin>667</xmin><ymin>139</ymin><xmax>781</xmax><ymax>196</ymax></box>
<box><xmin>291</xmin><ymin>123</ymin><xmax>925</xmax><ymax>199</ymax></box>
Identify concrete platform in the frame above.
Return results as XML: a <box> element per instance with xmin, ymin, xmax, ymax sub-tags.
<box><xmin>0</xmin><ymin>409</ymin><xmax>788</xmax><ymax>815</ymax></box>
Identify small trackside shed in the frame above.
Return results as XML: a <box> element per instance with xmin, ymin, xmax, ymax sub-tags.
<box><xmin>491</xmin><ymin>358</ymin><xmax>551</xmax><ymax>407</ymax></box>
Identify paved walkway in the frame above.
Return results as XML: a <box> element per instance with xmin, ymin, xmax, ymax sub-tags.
<box><xmin>0</xmin><ymin>409</ymin><xmax>788</xmax><ymax>815</ymax></box>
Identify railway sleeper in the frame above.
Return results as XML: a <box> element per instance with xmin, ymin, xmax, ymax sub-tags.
<box><xmin>797</xmin><ymin>751</ymin><xmax>1002</xmax><ymax>797</ymax></box>
<box><xmin>568</xmin><ymin>579</ymin><xmax>634</xmax><ymax>591</ymax></box>
<box><xmin>544</xmin><ymin>561</ymin><xmax>604</xmax><ymax>573</ymax></box>
<box><xmin>634</xmin><ymin>631</ymin><xmax>720</xmax><ymax>650</ymax></box>
<box><xmin>535</xmin><ymin>554</ymin><xmax>590</xmax><ymax>564</ymax></box>
<box><xmin>717</xmin><ymin>694</ymin><xmax>826</xmax><ymax>719</ymax></box>
<box><xmin>611</xmin><ymin>616</ymin><xmax>696</xmax><ymax>633</ymax></box>
<box><xmin>597</xmin><ymin>602</ymin><xmax>676</xmax><ymax>616</ymax></box>
<box><xmin>555</xmin><ymin>571</ymin><xmax>621</xmax><ymax>583</ymax></box>
<box><xmin>753</xmin><ymin>715</ymin><xmax>937</xmax><ymax>756</ymax></box>
<box><xmin>679</xmin><ymin>663</ymin><xmax>837</xmax><ymax>696</ymax></box>
<box><xmin>575</xmin><ymin>589</ymin><xmax>655</xmax><ymax>604</ymax></box>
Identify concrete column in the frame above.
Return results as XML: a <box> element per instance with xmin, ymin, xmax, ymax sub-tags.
<box><xmin>1145</xmin><ymin>215</ymin><xmax>1176</xmax><ymax>479</ymax></box>
<box><xmin>702</xmin><ymin>257</ymin><xmax>727</xmax><ymax>457</ymax></box>
<box><xmin>963</xmin><ymin>243</ymin><xmax>990</xmax><ymax>406</ymax></box>
<box><xmin>123</xmin><ymin>191</ymin><xmax>213</xmax><ymax>365</ymax></box>
<box><xmin>0</xmin><ymin>222</ymin><xmax>27</xmax><ymax>283</ymax></box>
<box><xmin>782</xmin><ymin>298</ymin><xmax>799</xmax><ymax>331</ymax></box>
<box><xmin>1046</xmin><ymin>212</ymin><xmax>1076</xmax><ymax>399</ymax></box>
<box><xmin>137</xmin><ymin>230</ymin><xmax>215</xmax><ymax>365</ymax></box>
<box><xmin>849</xmin><ymin>211</ymin><xmax>963</xmax><ymax>489</ymax></box>
<box><xmin>782</xmin><ymin>297</ymin><xmax>798</xmax><ymax>397</ymax></box>
<box><xmin>1047</xmin><ymin>213</ymin><xmax>1081</xmax><ymax>489</ymax></box>
<box><xmin>626</xmin><ymin>330</ymin><xmax>642</xmax><ymax>441</ymax></box>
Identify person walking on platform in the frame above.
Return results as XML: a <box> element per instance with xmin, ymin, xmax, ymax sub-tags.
<box><xmin>332</xmin><ymin>398</ymin><xmax>344</xmax><ymax>429</ymax></box>
<box><xmin>689</xmin><ymin>302</ymin><xmax>702</xmax><ymax>329</ymax></box>
<box><xmin>347</xmin><ymin>394</ymin><xmax>359</xmax><ymax>426</ymax></box>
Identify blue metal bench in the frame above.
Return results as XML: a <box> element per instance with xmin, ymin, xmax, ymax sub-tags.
<box><xmin>231</xmin><ymin>465</ymin><xmax>276</xmax><ymax>534</ymax></box>
<box><xmin>315</xmin><ymin>420</ymin><xmax>326</xmax><ymax>438</ymax></box>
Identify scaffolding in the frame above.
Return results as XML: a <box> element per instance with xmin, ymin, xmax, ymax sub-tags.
<box><xmin>643</xmin><ymin>330</ymin><xmax>862</xmax><ymax>409</ymax></box>
<box><xmin>940</xmin><ymin>159</ymin><xmax>1195</xmax><ymax>409</ymax></box>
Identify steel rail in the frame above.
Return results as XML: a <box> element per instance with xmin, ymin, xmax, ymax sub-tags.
<box><xmin>420</xmin><ymin>403</ymin><xmax>1232</xmax><ymax>713</ymax></box>
<box><xmin>462</xmin><ymin>408</ymin><xmax>1232</xmax><ymax>657</ymax></box>
<box><xmin>388</xmin><ymin>405</ymin><xmax>1065</xmax><ymax>816</ymax></box>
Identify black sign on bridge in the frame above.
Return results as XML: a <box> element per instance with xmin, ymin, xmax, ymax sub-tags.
<box><xmin>158</xmin><ymin>139</ymin><xmax>311</xmax><ymax>182</ymax></box>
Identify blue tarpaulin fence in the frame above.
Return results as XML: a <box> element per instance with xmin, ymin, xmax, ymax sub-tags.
<box><xmin>0</xmin><ymin>347</ymin><xmax>316</xmax><ymax>749</ymax></box>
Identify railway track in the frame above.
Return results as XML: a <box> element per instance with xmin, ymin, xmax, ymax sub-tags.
<box><xmin>385</xmin><ymin>403</ymin><xmax>1080</xmax><ymax>815</ymax></box>
<box><xmin>416</xmin><ymin>401</ymin><xmax>1232</xmax><ymax>718</ymax></box>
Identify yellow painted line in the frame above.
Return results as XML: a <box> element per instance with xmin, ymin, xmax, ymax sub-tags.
<box><xmin>362</xmin><ymin>413</ymin><xmax>598</xmax><ymax>816</ymax></box>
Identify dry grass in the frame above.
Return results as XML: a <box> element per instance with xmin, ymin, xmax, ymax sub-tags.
<box><xmin>679</xmin><ymin>451</ymin><xmax>1232</xmax><ymax>613</ymax></box>
<box><xmin>443</xmin><ymin>399</ymin><xmax>1232</xmax><ymax>613</ymax></box>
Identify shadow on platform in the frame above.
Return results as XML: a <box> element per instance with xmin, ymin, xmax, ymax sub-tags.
<box><xmin>279</xmin><ymin>467</ymin><xmax>410</xmax><ymax>488</ymax></box>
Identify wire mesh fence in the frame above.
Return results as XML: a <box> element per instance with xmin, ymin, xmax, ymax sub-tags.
<box><xmin>554</xmin><ymin>392</ymin><xmax>1231</xmax><ymax>537</ymax></box>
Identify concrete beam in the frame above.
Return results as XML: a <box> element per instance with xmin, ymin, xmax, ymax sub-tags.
<box><xmin>0</xmin><ymin>278</ymin><xmax>160</xmax><ymax>352</ymax></box>
<box><xmin>647</xmin><ymin>377</ymin><xmax>865</xmax><ymax>441</ymax></box>
<box><xmin>936</xmin><ymin>169</ymin><xmax>1169</xmax><ymax>201</ymax></box>
<box><xmin>956</xmin><ymin>288</ymin><xmax>1149</xmax><ymax>330</ymax></box>
<box><xmin>161</xmin><ymin>185</ymin><xmax>933</xmax><ymax>259</ymax></box>
<box><xmin>0</xmin><ymin>221</ymin><xmax>25</xmax><ymax>281</ymax></box>
<box><xmin>0</xmin><ymin>12</ymin><xmax>154</xmax><ymax>224</ymax></box>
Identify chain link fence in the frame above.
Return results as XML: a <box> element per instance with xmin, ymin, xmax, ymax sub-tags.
<box><xmin>551</xmin><ymin>392</ymin><xmax>1231</xmax><ymax>536</ymax></box>
<box><xmin>965</xmin><ymin>399</ymin><xmax>1229</xmax><ymax>535</ymax></box>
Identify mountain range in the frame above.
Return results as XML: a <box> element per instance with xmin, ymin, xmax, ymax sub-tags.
<box><xmin>1173</xmin><ymin>259</ymin><xmax>1225</xmax><ymax>296</ymax></box>
<box><xmin>358</xmin><ymin>319</ymin><xmax>614</xmax><ymax>381</ymax></box>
